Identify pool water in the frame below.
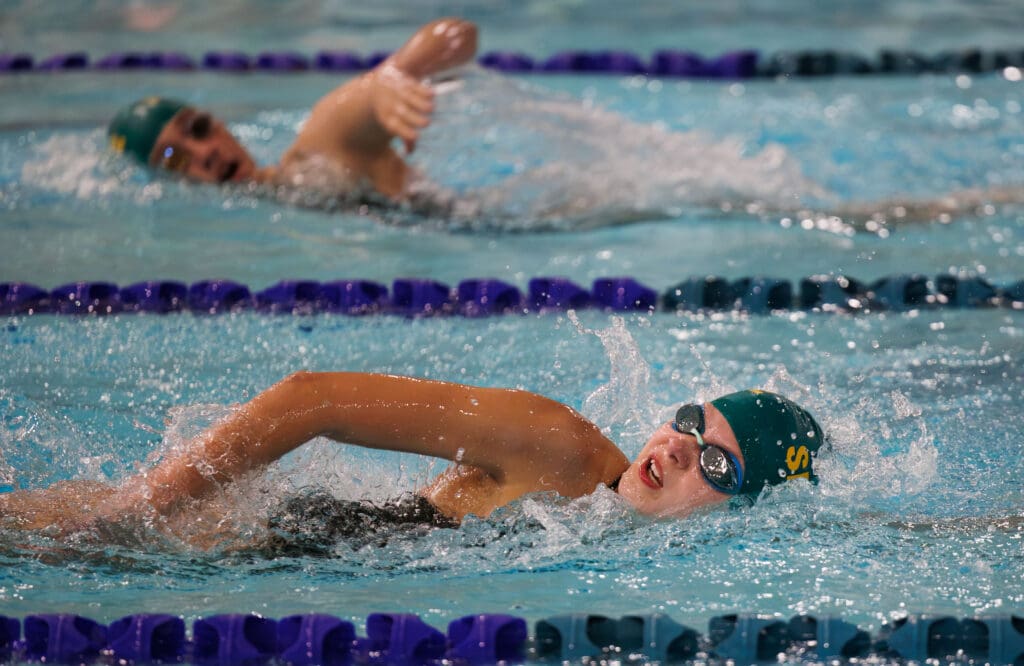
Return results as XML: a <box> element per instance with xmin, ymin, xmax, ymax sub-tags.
<box><xmin>1</xmin><ymin>0</ymin><xmax>1024</xmax><ymax>647</ymax></box>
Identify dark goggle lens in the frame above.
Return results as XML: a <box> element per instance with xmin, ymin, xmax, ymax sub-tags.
<box><xmin>699</xmin><ymin>446</ymin><xmax>740</xmax><ymax>494</ymax></box>
<box><xmin>673</xmin><ymin>404</ymin><xmax>705</xmax><ymax>434</ymax></box>
<box><xmin>187</xmin><ymin>112</ymin><xmax>212</xmax><ymax>140</ymax></box>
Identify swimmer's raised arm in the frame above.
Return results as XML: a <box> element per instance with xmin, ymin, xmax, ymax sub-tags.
<box><xmin>143</xmin><ymin>371</ymin><xmax>624</xmax><ymax>516</ymax></box>
<box><xmin>279</xmin><ymin>18</ymin><xmax>478</xmax><ymax>196</ymax></box>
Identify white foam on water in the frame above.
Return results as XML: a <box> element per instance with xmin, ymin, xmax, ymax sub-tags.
<box><xmin>815</xmin><ymin>388</ymin><xmax>938</xmax><ymax>502</ymax></box>
<box><xmin>20</xmin><ymin>131</ymin><xmax>164</xmax><ymax>206</ymax></box>
<box><xmin>414</xmin><ymin>67</ymin><xmax>829</xmax><ymax>230</ymax></box>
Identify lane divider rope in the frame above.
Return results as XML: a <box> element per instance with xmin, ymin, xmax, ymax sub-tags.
<box><xmin>0</xmin><ymin>611</ymin><xmax>1021</xmax><ymax>664</ymax></box>
<box><xmin>2</xmin><ymin>47</ymin><xmax>1022</xmax><ymax>78</ymax></box>
<box><xmin>1</xmin><ymin>274</ymin><xmax>1022</xmax><ymax>317</ymax></box>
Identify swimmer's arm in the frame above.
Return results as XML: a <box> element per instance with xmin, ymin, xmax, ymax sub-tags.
<box><xmin>143</xmin><ymin>371</ymin><xmax>623</xmax><ymax>515</ymax></box>
<box><xmin>283</xmin><ymin>18</ymin><xmax>477</xmax><ymax>163</ymax></box>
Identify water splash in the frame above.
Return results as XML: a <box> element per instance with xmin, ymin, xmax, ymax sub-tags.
<box><xmin>412</xmin><ymin>67</ymin><xmax>828</xmax><ymax>230</ymax></box>
<box><xmin>19</xmin><ymin>131</ymin><xmax>164</xmax><ymax>206</ymax></box>
<box><xmin>816</xmin><ymin>388</ymin><xmax>937</xmax><ymax>504</ymax></box>
<box><xmin>568</xmin><ymin>313</ymin><xmax>663</xmax><ymax>442</ymax></box>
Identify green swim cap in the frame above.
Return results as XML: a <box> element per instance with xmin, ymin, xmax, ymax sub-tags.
<box><xmin>108</xmin><ymin>97</ymin><xmax>187</xmax><ymax>164</ymax></box>
<box><xmin>710</xmin><ymin>390</ymin><xmax>825</xmax><ymax>498</ymax></box>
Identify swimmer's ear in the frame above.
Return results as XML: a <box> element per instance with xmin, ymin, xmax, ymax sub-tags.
<box><xmin>404</xmin><ymin>137</ymin><xmax>417</xmax><ymax>154</ymax></box>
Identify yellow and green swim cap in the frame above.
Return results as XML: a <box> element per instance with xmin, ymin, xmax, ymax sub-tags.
<box><xmin>710</xmin><ymin>389</ymin><xmax>825</xmax><ymax>498</ymax></box>
<box><xmin>108</xmin><ymin>97</ymin><xmax>187</xmax><ymax>164</ymax></box>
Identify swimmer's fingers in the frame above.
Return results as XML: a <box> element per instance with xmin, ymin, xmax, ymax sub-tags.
<box><xmin>393</xmin><ymin>85</ymin><xmax>434</xmax><ymax>145</ymax></box>
<box><xmin>400</xmin><ymin>80</ymin><xmax>435</xmax><ymax>114</ymax></box>
<box><xmin>396</xmin><ymin>85</ymin><xmax>434</xmax><ymax>154</ymax></box>
<box><xmin>371</xmin><ymin>64</ymin><xmax>436</xmax><ymax>150</ymax></box>
<box><xmin>378</xmin><ymin>106</ymin><xmax>428</xmax><ymax>150</ymax></box>
<box><xmin>395</xmin><ymin>101</ymin><xmax>432</xmax><ymax>131</ymax></box>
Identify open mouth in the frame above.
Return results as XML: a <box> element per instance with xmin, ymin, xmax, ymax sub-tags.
<box><xmin>220</xmin><ymin>160</ymin><xmax>239</xmax><ymax>183</ymax></box>
<box><xmin>639</xmin><ymin>456</ymin><xmax>663</xmax><ymax>489</ymax></box>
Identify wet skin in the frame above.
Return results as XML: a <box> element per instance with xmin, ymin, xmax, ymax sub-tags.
<box><xmin>616</xmin><ymin>403</ymin><xmax>744</xmax><ymax>518</ymax></box>
<box><xmin>149</xmin><ymin>108</ymin><xmax>258</xmax><ymax>184</ymax></box>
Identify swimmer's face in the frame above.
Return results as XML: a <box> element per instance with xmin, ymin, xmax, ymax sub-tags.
<box><xmin>149</xmin><ymin>107</ymin><xmax>257</xmax><ymax>184</ymax></box>
<box><xmin>617</xmin><ymin>403</ymin><xmax>745</xmax><ymax>518</ymax></box>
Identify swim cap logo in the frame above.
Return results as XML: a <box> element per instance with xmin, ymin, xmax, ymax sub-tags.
<box><xmin>110</xmin><ymin>135</ymin><xmax>126</xmax><ymax>153</ymax></box>
<box><xmin>784</xmin><ymin>445</ymin><xmax>811</xmax><ymax>480</ymax></box>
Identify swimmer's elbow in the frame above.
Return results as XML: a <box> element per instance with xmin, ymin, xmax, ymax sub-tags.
<box><xmin>269</xmin><ymin>371</ymin><xmax>346</xmax><ymax>412</ymax></box>
<box><xmin>511</xmin><ymin>391</ymin><xmax>602</xmax><ymax>446</ymax></box>
<box><xmin>401</xmin><ymin>18</ymin><xmax>478</xmax><ymax>76</ymax></box>
<box><xmin>453</xmin><ymin>20</ymin><xmax>478</xmax><ymax>63</ymax></box>
<box><xmin>278</xmin><ymin>370</ymin><xmax>362</xmax><ymax>389</ymax></box>
<box><xmin>447</xmin><ymin>19</ymin><xmax>478</xmax><ymax>53</ymax></box>
<box><xmin>430</xmin><ymin>17</ymin><xmax>477</xmax><ymax>40</ymax></box>
<box><xmin>270</xmin><ymin>370</ymin><xmax>322</xmax><ymax>398</ymax></box>
<box><xmin>279</xmin><ymin>369</ymin><xmax>317</xmax><ymax>385</ymax></box>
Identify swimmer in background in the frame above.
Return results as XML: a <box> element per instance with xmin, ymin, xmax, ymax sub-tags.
<box><xmin>0</xmin><ymin>372</ymin><xmax>824</xmax><ymax>548</ymax></box>
<box><xmin>107</xmin><ymin>18</ymin><xmax>478</xmax><ymax>201</ymax></box>
<box><xmin>107</xmin><ymin>16</ymin><xmax>1023</xmax><ymax>227</ymax></box>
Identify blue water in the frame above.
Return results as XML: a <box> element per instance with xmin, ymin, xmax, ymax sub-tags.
<box><xmin>1</xmin><ymin>0</ymin><xmax>1024</xmax><ymax>647</ymax></box>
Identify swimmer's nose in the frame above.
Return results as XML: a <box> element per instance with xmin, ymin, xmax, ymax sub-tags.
<box><xmin>203</xmin><ymin>148</ymin><xmax>219</xmax><ymax>173</ymax></box>
<box><xmin>665</xmin><ymin>435</ymin><xmax>697</xmax><ymax>471</ymax></box>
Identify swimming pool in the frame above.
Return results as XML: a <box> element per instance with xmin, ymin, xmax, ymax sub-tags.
<box><xmin>2</xmin><ymin>0</ymin><xmax>1024</xmax><ymax>661</ymax></box>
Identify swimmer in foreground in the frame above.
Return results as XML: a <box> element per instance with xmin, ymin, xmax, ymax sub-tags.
<box><xmin>107</xmin><ymin>18</ymin><xmax>478</xmax><ymax>200</ymax></box>
<box><xmin>0</xmin><ymin>372</ymin><xmax>824</xmax><ymax>543</ymax></box>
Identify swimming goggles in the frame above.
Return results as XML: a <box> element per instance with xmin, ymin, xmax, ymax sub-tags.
<box><xmin>672</xmin><ymin>403</ymin><xmax>744</xmax><ymax>495</ymax></box>
<box><xmin>157</xmin><ymin>111</ymin><xmax>213</xmax><ymax>173</ymax></box>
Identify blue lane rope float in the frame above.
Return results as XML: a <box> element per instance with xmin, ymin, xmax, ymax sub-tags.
<box><xmin>4</xmin><ymin>47</ymin><xmax>1024</xmax><ymax>77</ymax></box>
<box><xmin>1</xmin><ymin>274</ymin><xmax>1022</xmax><ymax>317</ymax></box>
<box><xmin>1</xmin><ymin>611</ymin><xmax>1022</xmax><ymax>665</ymax></box>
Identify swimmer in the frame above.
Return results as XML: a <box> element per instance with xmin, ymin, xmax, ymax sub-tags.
<box><xmin>107</xmin><ymin>18</ymin><xmax>478</xmax><ymax>200</ymax></box>
<box><xmin>105</xmin><ymin>16</ymin><xmax>1022</xmax><ymax>228</ymax></box>
<box><xmin>0</xmin><ymin>372</ymin><xmax>824</xmax><ymax>545</ymax></box>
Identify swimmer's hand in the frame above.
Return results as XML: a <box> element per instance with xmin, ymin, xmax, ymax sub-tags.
<box><xmin>371</xmin><ymin>63</ymin><xmax>435</xmax><ymax>154</ymax></box>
